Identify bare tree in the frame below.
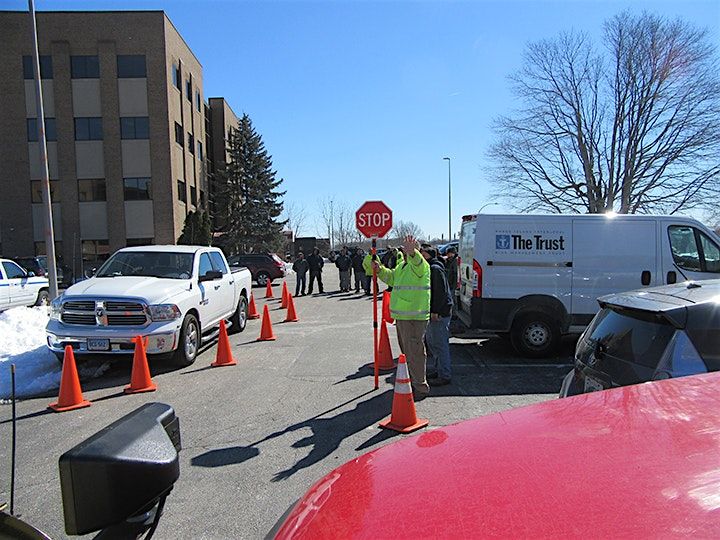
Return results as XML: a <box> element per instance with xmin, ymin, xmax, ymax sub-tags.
<box><xmin>490</xmin><ymin>12</ymin><xmax>720</xmax><ymax>215</ymax></box>
<box><xmin>391</xmin><ymin>220</ymin><xmax>425</xmax><ymax>241</ymax></box>
<box><xmin>316</xmin><ymin>196</ymin><xmax>335</xmax><ymax>246</ymax></box>
<box><xmin>283</xmin><ymin>201</ymin><xmax>308</xmax><ymax>238</ymax></box>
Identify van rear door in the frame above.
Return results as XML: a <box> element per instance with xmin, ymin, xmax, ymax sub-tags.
<box><xmin>458</xmin><ymin>216</ymin><xmax>477</xmax><ymax>325</ymax></box>
<box><xmin>571</xmin><ymin>219</ymin><xmax>657</xmax><ymax>322</ymax></box>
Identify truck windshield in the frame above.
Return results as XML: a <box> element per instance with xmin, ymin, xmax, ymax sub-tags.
<box><xmin>96</xmin><ymin>252</ymin><xmax>194</xmax><ymax>279</ymax></box>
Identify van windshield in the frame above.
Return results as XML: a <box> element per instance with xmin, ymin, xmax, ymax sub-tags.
<box><xmin>96</xmin><ymin>251</ymin><xmax>194</xmax><ymax>279</ymax></box>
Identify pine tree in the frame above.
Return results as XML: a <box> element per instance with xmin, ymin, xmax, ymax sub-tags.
<box><xmin>178</xmin><ymin>210</ymin><xmax>212</xmax><ymax>245</ymax></box>
<box><xmin>216</xmin><ymin>113</ymin><xmax>286</xmax><ymax>253</ymax></box>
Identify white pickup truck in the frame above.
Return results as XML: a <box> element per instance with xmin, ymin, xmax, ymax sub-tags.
<box><xmin>0</xmin><ymin>258</ymin><xmax>50</xmax><ymax>311</ymax></box>
<box><xmin>46</xmin><ymin>245</ymin><xmax>252</xmax><ymax>366</ymax></box>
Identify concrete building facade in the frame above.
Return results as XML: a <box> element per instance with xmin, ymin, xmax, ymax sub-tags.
<box><xmin>0</xmin><ymin>10</ymin><xmax>232</xmax><ymax>276</ymax></box>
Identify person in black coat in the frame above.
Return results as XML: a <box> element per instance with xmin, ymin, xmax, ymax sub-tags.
<box><xmin>292</xmin><ymin>252</ymin><xmax>309</xmax><ymax>296</ymax></box>
<box><xmin>351</xmin><ymin>248</ymin><xmax>366</xmax><ymax>293</ymax></box>
<box><xmin>306</xmin><ymin>247</ymin><xmax>325</xmax><ymax>294</ymax></box>
<box><xmin>335</xmin><ymin>247</ymin><xmax>352</xmax><ymax>292</ymax></box>
<box><xmin>420</xmin><ymin>246</ymin><xmax>454</xmax><ymax>385</ymax></box>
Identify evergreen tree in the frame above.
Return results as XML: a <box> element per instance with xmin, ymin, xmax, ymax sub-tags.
<box><xmin>178</xmin><ymin>210</ymin><xmax>212</xmax><ymax>245</ymax></box>
<box><xmin>216</xmin><ymin>114</ymin><xmax>286</xmax><ymax>254</ymax></box>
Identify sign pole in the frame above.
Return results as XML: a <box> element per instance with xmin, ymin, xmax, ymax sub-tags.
<box><xmin>371</xmin><ymin>237</ymin><xmax>379</xmax><ymax>389</ymax></box>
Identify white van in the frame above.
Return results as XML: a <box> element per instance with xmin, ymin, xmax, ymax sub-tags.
<box><xmin>457</xmin><ymin>214</ymin><xmax>720</xmax><ymax>357</ymax></box>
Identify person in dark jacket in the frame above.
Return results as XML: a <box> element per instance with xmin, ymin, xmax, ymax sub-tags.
<box><xmin>445</xmin><ymin>246</ymin><xmax>459</xmax><ymax>318</ymax></box>
<box><xmin>292</xmin><ymin>252</ymin><xmax>309</xmax><ymax>296</ymax></box>
<box><xmin>306</xmin><ymin>247</ymin><xmax>325</xmax><ymax>294</ymax></box>
<box><xmin>351</xmin><ymin>248</ymin><xmax>365</xmax><ymax>293</ymax></box>
<box><xmin>420</xmin><ymin>246</ymin><xmax>454</xmax><ymax>385</ymax></box>
<box><xmin>335</xmin><ymin>247</ymin><xmax>352</xmax><ymax>292</ymax></box>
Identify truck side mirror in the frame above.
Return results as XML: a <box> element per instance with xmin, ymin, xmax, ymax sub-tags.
<box><xmin>59</xmin><ymin>403</ymin><xmax>181</xmax><ymax>536</ymax></box>
<box><xmin>199</xmin><ymin>270</ymin><xmax>223</xmax><ymax>282</ymax></box>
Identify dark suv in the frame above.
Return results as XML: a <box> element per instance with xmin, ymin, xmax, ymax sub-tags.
<box><xmin>227</xmin><ymin>253</ymin><xmax>286</xmax><ymax>286</ymax></box>
<box><xmin>560</xmin><ymin>279</ymin><xmax>720</xmax><ymax>397</ymax></box>
<box><xmin>14</xmin><ymin>255</ymin><xmax>73</xmax><ymax>288</ymax></box>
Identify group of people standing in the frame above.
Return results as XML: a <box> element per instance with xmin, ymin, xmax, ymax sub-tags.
<box><xmin>291</xmin><ymin>247</ymin><xmax>373</xmax><ymax>296</ymax></box>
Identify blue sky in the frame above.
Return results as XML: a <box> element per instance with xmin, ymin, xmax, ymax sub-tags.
<box><xmin>14</xmin><ymin>0</ymin><xmax>720</xmax><ymax>239</ymax></box>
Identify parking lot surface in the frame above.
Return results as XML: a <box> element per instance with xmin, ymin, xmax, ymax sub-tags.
<box><xmin>0</xmin><ymin>273</ymin><xmax>574</xmax><ymax>539</ymax></box>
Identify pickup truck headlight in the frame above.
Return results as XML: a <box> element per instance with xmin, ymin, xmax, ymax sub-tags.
<box><xmin>50</xmin><ymin>296</ymin><xmax>63</xmax><ymax>320</ymax></box>
<box><xmin>148</xmin><ymin>304</ymin><xmax>182</xmax><ymax>321</ymax></box>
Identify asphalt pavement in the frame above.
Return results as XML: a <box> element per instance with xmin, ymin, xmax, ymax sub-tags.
<box><xmin>0</xmin><ymin>272</ymin><xmax>574</xmax><ymax>539</ymax></box>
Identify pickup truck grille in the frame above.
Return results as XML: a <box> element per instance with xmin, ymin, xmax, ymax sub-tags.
<box><xmin>60</xmin><ymin>299</ymin><xmax>150</xmax><ymax>327</ymax></box>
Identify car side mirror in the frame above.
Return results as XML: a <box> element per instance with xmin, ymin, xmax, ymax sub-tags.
<box><xmin>27</xmin><ymin>271</ymin><xmax>35</xmax><ymax>277</ymax></box>
<box><xmin>84</xmin><ymin>267</ymin><xmax>97</xmax><ymax>279</ymax></box>
<box><xmin>199</xmin><ymin>270</ymin><xmax>223</xmax><ymax>282</ymax></box>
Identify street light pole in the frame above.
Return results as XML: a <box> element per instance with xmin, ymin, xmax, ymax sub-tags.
<box><xmin>443</xmin><ymin>157</ymin><xmax>451</xmax><ymax>240</ymax></box>
<box><xmin>28</xmin><ymin>0</ymin><xmax>58</xmax><ymax>299</ymax></box>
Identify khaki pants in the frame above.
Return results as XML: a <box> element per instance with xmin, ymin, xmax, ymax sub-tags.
<box><xmin>395</xmin><ymin>319</ymin><xmax>429</xmax><ymax>394</ymax></box>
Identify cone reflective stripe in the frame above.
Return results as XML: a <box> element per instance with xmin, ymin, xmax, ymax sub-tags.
<box><xmin>48</xmin><ymin>346</ymin><xmax>91</xmax><ymax>412</ymax></box>
<box><xmin>265</xmin><ymin>280</ymin><xmax>274</xmax><ymax>299</ymax></box>
<box><xmin>382</xmin><ymin>291</ymin><xmax>393</xmax><ymax>323</ymax></box>
<box><xmin>379</xmin><ymin>355</ymin><xmax>428</xmax><ymax>433</ymax></box>
<box><xmin>125</xmin><ymin>336</ymin><xmax>157</xmax><ymax>393</ymax></box>
<box><xmin>248</xmin><ymin>293</ymin><xmax>260</xmax><ymax>320</ymax></box>
<box><xmin>258</xmin><ymin>304</ymin><xmax>277</xmax><ymax>341</ymax></box>
<box><xmin>285</xmin><ymin>293</ymin><xmax>298</xmax><ymax>322</ymax></box>
<box><xmin>211</xmin><ymin>320</ymin><xmax>237</xmax><ymax>367</ymax></box>
<box><xmin>377</xmin><ymin>320</ymin><xmax>395</xmax><ymax>371</ymax></box>
<box><xmin>281</xmin><ymin>282</ymin><xmax>289</xmax><ymax>308</ymax></box>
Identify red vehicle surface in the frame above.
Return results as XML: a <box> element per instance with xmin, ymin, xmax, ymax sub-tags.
<box><xmin>272</xmin><ymin>372</ymin><xmax>720</xmax><ymax>539</ymax></box>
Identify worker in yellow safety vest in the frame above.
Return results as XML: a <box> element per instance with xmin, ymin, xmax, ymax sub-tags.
<box><xmin>367</xmin><ymin>235</ymin><xmax>431</xmax><ymax>399</ymax></box>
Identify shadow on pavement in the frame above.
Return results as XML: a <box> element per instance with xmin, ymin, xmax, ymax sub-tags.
<box><xmin>190</xmin><ymin>389</ymin><xmax>394</xmax><ymax>480</ymax></box>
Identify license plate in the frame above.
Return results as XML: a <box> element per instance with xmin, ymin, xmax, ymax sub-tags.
<box><xmin>584</xmin><ymin>376</ymin><xmax>604</xmax><ymax>393</ymax></box>
<box><xmin>87</xmin><ymin>338</ymin><xmax>110</xmax><ymax>351</ymax></box>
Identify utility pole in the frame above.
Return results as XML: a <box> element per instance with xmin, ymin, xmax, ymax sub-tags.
<box><xmin>29</xmin><ymin>0</ymin><xmax>58</xmax><ymax>299</ymax></box>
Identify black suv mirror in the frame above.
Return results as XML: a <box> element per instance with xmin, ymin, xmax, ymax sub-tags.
<box><xmin>199</xmin><ymin>270</ymin><xmax>223</xmax><ymax>282</ymax></box>
<box><xmin>59</xmin><ymin>403</ymin><xmax>181</xmax><ymax>536</ymax></box>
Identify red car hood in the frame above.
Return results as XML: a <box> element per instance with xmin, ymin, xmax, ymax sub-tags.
<box><xmin>275</xmin><ymin>373</ymin><xmax>720</xmax><ymax>539</ymax></box>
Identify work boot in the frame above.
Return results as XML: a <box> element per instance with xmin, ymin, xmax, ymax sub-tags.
<box><xmin>429</xmin><ymin>378</ymin><xmax>451</xmax><ymax>387</ymax></box>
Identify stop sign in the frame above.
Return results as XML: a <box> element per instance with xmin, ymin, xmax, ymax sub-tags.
<box><xmin>356</xmin><ymin>201</ymin><xmax>393</xmax><ymax>238</ymax></box>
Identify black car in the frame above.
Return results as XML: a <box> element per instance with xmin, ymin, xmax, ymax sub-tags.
<box><xmin>559</xmin><ymin>279</ymin><xmax>720</xmax><ymax>398</ymax></box>
<box><xmin>227</xmin><ymin>253</ymin><xmax>286</xmax><ymax>286</ymax></box>
<box><xmin>14</xmin><ymin>255</ymin><xmax>73</xmax><ymax>287</ymax></box>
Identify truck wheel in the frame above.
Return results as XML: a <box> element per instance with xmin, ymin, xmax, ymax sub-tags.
<box><xmin>256</xmin><ymin>271</ymin><xmax>271</xmax><ymax>287</ymax></box>
<box><xmin>510</xmin><ymin>312</ymin><xmax>560</xmax><ymax>358</ymax></box>
<box><xmin>228</xmin><ymin>295</ymin><xmax>248</xmax><ymax>334</ymax></box>
<box><xmin>33</xmin><ymin>289</ymin><xmax>50</xmax><ymax>307</ymax></box>
<box><xmin>173</xmin><ymin>314</ymin><xmax>200</xmax><ymax>367</ymax></box>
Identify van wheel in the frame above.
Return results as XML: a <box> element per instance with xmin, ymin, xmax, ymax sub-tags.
<box><xmin>173</xmin><ymin>314</ymin><xmax>199</xmax><ymax>367</ymax></box>
<box><xmin>256</xmin><ymin>271</ymin><xmax>270</xmax><ymax>287</ymax></box>
<box><xmin>228</xmin><ymin>295</ymin><xmax>248</xmax><ymax>334</ymax></box>
<box><xmin>33</xmin><ymin>289</ymin><xmax>50</xmax><ymax>307</ymax></box>
<box><xmin>510</xmin><ymin>312</ymin><xmax>560</xmax><ymax>358</ymax></box>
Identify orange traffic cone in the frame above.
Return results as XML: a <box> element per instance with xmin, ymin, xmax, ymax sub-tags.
<box><xmin>379</xmin><ymin>354</ymin><xmax>428</xmax><ymax>433</ymax></box>
<box><xmin>378</xmin><ymin>320</ymin><xmax>395</xmax><ymax>370</ymax></box>
<box><xmin>211</xmin><ymin>320</ymin><xmax>237</xmax><ymax>367</ymax></box>
<box><xmin>125</xmin><ymin>336</ymin><xmax>157</xmax><ymax>393</ymax></box>
<box><xmin>382</xmin><ymin>291</ymin><xmax>394</xmax><ymax>323</ymax></box>
<box><xmin>285</xmin><ymin>293</ymin><xmax>299</xmax><ymax>322</ymax></box>
<box><xmin>281</xmin><ymin>281</ymin><xmax>289</xmax><ymax>308</ymax></box>
<box><xmin>265</xmin><ymin>280</ymin><xmax>274</xmax><ymax>299</ymax></box>
<box><xmin>258</xmin><ymin>304</ymin><xmax>276</xmax><ymax>341</ymax></box>
<box><xmin>49</xmin><ymin>346</ymin><xmax>91</xmax><ymax>412</ymax></box>
<box><xmin>248</xmin><ymin>293</ymin><xmax>260</xmax><ymax>320</ymax></box>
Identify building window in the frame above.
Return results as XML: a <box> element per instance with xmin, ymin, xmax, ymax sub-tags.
<box><xmin>174</xmin><ymin>122</ymin><xmax>183</xmax><ymax>145</ymax></box>
<box><xmin>78</xmin><ymin>179</ymin><xmax>107</xmax><ymax>202</ymax></box>
<box><xmin>177</xmin><ymin>180</ymin><xmax>186</xmax><ymax>203</ymax></box>
<box><xmin>197</xmin><ymin>141</ymin><xmax>203</xmax><ymax>161</ymax></box>
<box><xmin>82</xmin><ymin>240</ymin><xmax>110</xmax><ymax>265</ymax></box>
<box><xmin>23</xmin><ymin>55</ymin><xmax>53</xmax><ymax>79</ymax></box>
<box><xmin>74</xmin><ymin>117</ymin><xmax>103</xmax><ymax>140</ymax></box>
<box><xmin>123</xmin><ymin>177</ymin><xmax>151</xmax><ymax>200</ymax></box>
<box><xmin>27</xmin><ymin>118</ymin><xmax>57</xmax><ymax>142</ymax></box>
<box><xmin>195</xmin><ymin>90</ymin><xmax>201</xmax><ymax>112</ymax></box>
<box><xmin>172</xmin><ymin>63</ymin><xmax>180</xmax><ymax>89</ymax></box>
<box><xmin>70</xmin><ymin>55</ymin><xmax>99</xmax><ymax>78</ymax></box>
<box><xmin>126</xmin><ymin>238</ymin><xmax>154</xmax><ymax>247</ymax></box>
<box><xmin>199</xmin><ymin>190</ymin><xmax>205</xmax><ymax>206</ymax></box>
<box><xmin>116</xmin><ymin>55</ymin><xmax>146</xmax><ymax>78</ymax></box>
<box><xmin>188</xmin><ymin>133</ymin><xmax>194</xmax><ymax>154</ymax></box>
<box><xmin>190</xmin><ymin>186</ymin><xmax>197</xmax><ymax>206</ymax></box>
<box><xmin>186</xmin><ymin>79</ymin><xmax>192</xmax><ymax>102</ymax></box>
<box><xmin>31</xmin><ymin>180</ymin><xmax>60</xmax><ymax>203</ymax></box>
<box><xmin>120</xmin><ymin>117</ymin><xmax>150</xmax><ymax>139</ymax></box>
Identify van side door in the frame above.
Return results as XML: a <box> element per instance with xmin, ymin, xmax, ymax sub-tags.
<box><xmin>663</xmin><ymin>223</ymin><xmax>720</xmax><ymax>284</ymax></box>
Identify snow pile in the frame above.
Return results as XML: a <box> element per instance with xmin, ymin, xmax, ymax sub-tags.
<box><xmin>0</xmin><ymin>306</ymin><xmax>61</xmax><ymax>400</ymax></box>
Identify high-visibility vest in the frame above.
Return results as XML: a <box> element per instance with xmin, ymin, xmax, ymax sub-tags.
<box><xmin>376</xmin><ymin>250</ymin><xmax>430</xmax><ymax>321</ymax></box>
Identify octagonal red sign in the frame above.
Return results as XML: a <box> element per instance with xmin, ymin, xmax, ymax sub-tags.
<box><xmin>356</xmin><ymin>201</ymin><xmax>393</xmax><ymax>238</ymax></box>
